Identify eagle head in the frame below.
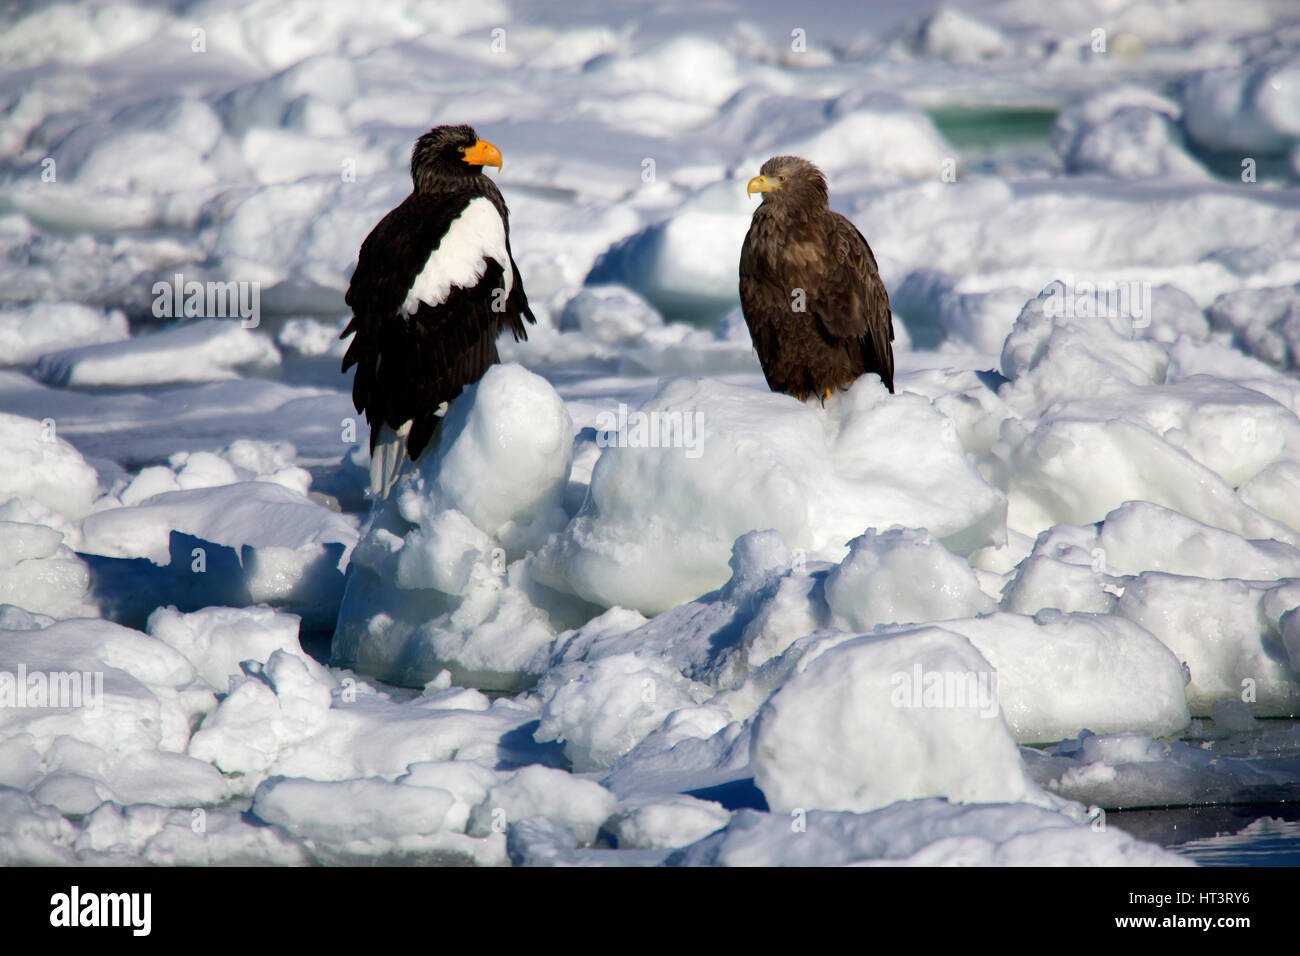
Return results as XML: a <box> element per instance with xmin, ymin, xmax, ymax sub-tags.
<box><xmin>746</xmin><ymin>155</ymin><xmax>829</xmax><ymax>207</ymax></box>
<box><xmin>411</xmin><ymin>124</ymin><xmax>503</xmax><ymax>194</ymax></box>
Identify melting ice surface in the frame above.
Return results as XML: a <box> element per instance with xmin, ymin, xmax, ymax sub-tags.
<box><xmin>2</xmin><ymin>0</ymin><xmax>1300</xmax><ymax>865</ymax></box>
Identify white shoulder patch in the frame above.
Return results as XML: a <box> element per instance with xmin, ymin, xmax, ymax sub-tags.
<box><xmin>402</xmin><ymin>196</ymin><xmax>513</xmax><ymax>315</ymax></box>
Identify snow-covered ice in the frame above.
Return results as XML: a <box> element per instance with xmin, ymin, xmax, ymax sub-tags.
<box><xmin>2</xmin><ymin>0</ymin><xmax>1300</xmax><ymax>867</ymax></box>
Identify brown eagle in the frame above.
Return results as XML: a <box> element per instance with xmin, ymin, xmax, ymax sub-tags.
<box><xmin>341</xmin><ymin>124</ymin><xmax>534</xmax><ymax>497</ymax></box>
<box><xmin>739</xmin><ymin>156</ymin><xmax>894</xmax><ymax>399</ymax></box>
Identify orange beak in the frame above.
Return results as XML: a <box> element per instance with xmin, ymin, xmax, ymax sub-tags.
<box><xmin>461</xmin><ymin>139</ymin><xmax>503</xmax><ymax>170</ymax></box>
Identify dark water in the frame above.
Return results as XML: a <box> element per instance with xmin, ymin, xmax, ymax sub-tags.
<box><xmin>1109</xmin><ymin>804</ymin><xmax>1300</xmax><ymax>866</ymax></box>
<box><xmin>1105</xmin><ymin>717</ymin><xmax>1300</xmax><ymax>866</ymax></box>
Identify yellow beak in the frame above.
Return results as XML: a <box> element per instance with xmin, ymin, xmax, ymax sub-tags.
<box><xmin>747</xmin><ymin>174</ymin><xmax>780</xmax><ymax>196</ymax></box>
<box><xmin>461</xmin><ymin>140</ymin><xmax>503</xmax><ymax>170</ymax></box>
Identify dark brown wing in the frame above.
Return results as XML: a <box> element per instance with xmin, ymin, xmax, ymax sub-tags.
<box><xmin>739</xmin><ymin>217</ymin><xmax>795</xmax><ymax>394</ymax></box>
<box><xmin>807</xmin><ymin>211</ymin><xmax>894</xmax><ymax>393</ymax></box>
<box><xmin>740</xmin><ymin>206</ymin><xmax>894</xmax><ymax>396</ymax></box>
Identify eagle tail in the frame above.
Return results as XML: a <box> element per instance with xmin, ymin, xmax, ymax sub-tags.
<box><xmin>370</xmin><ymin>420</ymin><xmax>413</xmax><ymax>499</ymax></box>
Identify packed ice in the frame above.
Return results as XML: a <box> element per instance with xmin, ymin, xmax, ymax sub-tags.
<box><xmin>2</xmin><ymin>0</ymin><xmax>1300</xmax><ymax>866</ymax></box>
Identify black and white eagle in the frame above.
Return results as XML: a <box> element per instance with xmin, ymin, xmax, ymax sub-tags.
<box><xmin>341</xmin><ymin>124</ymin><xmax>534</xmax><ymax>497</ymax></box>
<box><xmin>739</xmin><ymin>156</ymin><xmax>894</xmax><ymax>400</ymax></box>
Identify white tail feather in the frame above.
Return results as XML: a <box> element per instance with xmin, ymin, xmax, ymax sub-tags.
<box><xmin>370</xmin><ymin>420</ymin><xmax>412</xmax><ymax>499</ymax></box>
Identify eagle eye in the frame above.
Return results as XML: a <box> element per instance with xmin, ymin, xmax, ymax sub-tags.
<box><xmin>778</xmin><ymin>175</ymin><xmax>787</xmax><ymax>182</ymax></box>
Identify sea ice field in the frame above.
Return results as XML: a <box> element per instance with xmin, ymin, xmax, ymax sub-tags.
<box><xmin>2</xmin><ymin>0</ymin><xmax>1300</xmax><ymax>866</ymax></box>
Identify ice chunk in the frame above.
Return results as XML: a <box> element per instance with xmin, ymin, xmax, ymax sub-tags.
<box><xmin>0</xmin><ymin>302</ymin><xmax>129</xmax><ymax>366</ymax></box>
<box><xmin>823</xmin><ymin>528</ymin><xmax>995</xmax><ymax>632</ymax></box>
<box><xmin>893</xmin><ymin>269</ymin><xmax>1034</xmax><ymax>352</ymax></box>
<box><xmin>0</xmin><ymin>618</ymin><xmax>218</xmax><ymax>813</ymax></box>
<box><xmin>81</xmin><ymin>480</ymin><xmax>356</xmax><ymax>566</ymax></box>
<box><xmin>1207</xmin><ymin>283</ymin><xmax>1300</xmax><ymax>372</ymax></box>
<box><xmin>332</xmin><ymin>364</ymin><xmax>583</xmax><ymax>689</ymax></box>
<box><xmin>587</xmin><ymin>189</ymin><xmax>751</xmax><ymax>323</ymax></box>
<box><xmin>468</xmin><ymin>765</ymin><xmax>617</xmax><ymax>846</ymax></box>
<box><xmin>584</xmin><ymin>37</ymin><xmax>745</xmax><ymax>107</ymax></box>
<box><xmin>34</xmin><ymin>319</ymin><xmax>280</xmax><ymax>387</ymax></box>
<box><xmin>1117</xmin><ymin>574</ymin><xmax>1300</xmax><ymax>716</ymax></box>
<box><xmin>1181</xmin><ymin>54</ymin><xmax>1300</xmax><ymax>155</ymax></box>
<box><xmin>0</xmin><ymin>788</ymin><xmax>79</xmax><ymax>865</ymax></box>
<box><xmin>0</xmin><ymin>520</ymin><xmax>96</xmax><ymax>619</ymax></box>
<box><xmin>147</xmin><ymin>605</ymin><xmax>330</xmax><ymax>690</ymax></box>
<box><xmin>609</xmin><ymin>794</ymin><xmax>731</xmax><ymax>851</ymax></box>
<box><xmin>1000</xmin><ymin>415</ymin><xmax>1296</xmax><ymax>542</ymax></box>
<box><xmin>557</xmin><ymin>285</ymin><xmax>663</xmax><ymax>344</ymax></box>
<box><xmin>0</xmin><ymin>413</ymin><xmax>101</xmax><ymax>519</ymax></box>
<box><xmin>665</xmin><ymin>803</ymin><xmax>1182</xmax><ymax>866</ymax></box>
<box><xmin>534</xmin><ymin>653</ymin><xmax>712</xmax><ymax>772</ymax></box>
<box><xmin>1000</xmin><ymin>282</ymin><xmax>1169</xmax><ymax>407</ymax></box>
<box><xmin>907</xmin><ymin>7</ymin><xmax>1010</xmax><ymax>63</ymax></box>
<box><xmin>75</xmin><ymin>803</ymin><xmax>308</xmax><ymax>866</ymax></box>
<box><xmin>396</xmin><ymin>364</ymin><xmax>574</xmax><ymax>556</ymax></box>
<box><xmin>750</xmin><ymin>627</ymin><xmax>1039</xmax><ymax>813</ymax></box>
<box><xmin>1052</xmin><ymin>88</ymin><xmax>1208</xmax><ymax>180</ymax></box>
<box><xmin>1095</xmin><ymin>500</ymin><xmax>1300</xmax><ymax>579</ymax></box>
<box><xmin>933</xmin><ymin>611</ymin><xmax>1191</xmax><ymax>743</ymax></box>
<box><xmin>1001</xmin><ymin>554</ymin><xmax>1120</xmax><ymax>616</ymax></box>
<box><xmin>1028</xmin><ymin>729</ymin><xmax>1300</xmax><ymax>811</ymax></box>
<box><xmin>538</xmin><ymin>376</ymin><xmax>1005</xmax><ymax>615</ymax></box>
<box><xmin>1239</xmin><ymin>461</ymin><xmax>1300</xmax><ymax>532</ymax></box>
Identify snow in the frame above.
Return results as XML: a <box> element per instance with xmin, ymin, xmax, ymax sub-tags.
<box><xmin>147</xmin><ymin>604</ymin><xmax>330</xmax><ymax>689</ymax></box>
<box><xmin>608</xmin><ymin>793</ymin><xmax>731</xmax><ymax>851</ymax></box>
<box><xmin>74</xmin><ymin>801</ymin><xmax>309</xmax><ymax>865</ymax></box>
<box><xmin>1207</xmin><ymin>283</ymin><xmax>1300</xmax><ymax>371</ymax></box>
<box><xmin>2</xmin><ymin>0</ymin><xmax>1300</xmax><ymax>867</ymax></box>
<box><xmin>750</xmin><ymin>627</ymin><xmax>1041</xmax><ymax>814</ymax></box>
<box><xmin>823</xmin><ymin>528</ymin><xmax>996</xmax><ymax>631</ymax></box>
<box><xmin>0</xmin><ymin>520</ymin><xmax>96</xmax><ymax>619</ymax></box>
<box><xmin>1180</xmin><ymin>53</ymin><xmax>1300</xmax><ymax>156</ymax></box>
<box><xmin>0</xmin><ymin>618</ymin><xmax>223</xmax><ymax>816</ymax></box>
<box><xmin>3</xmin><ymin>414</ymin><xmax>101</xmax><ymax>512</ymax></box>
<box><xmin>81</xmin><ymin>479</ymin><xmax>355</xmax><ymax>565</ymax></box>
<box><xmin>1052</xmin><ymin>87</ymin><xmax>1210</xmax><ymax>180</ymax></box>
<box><xmin>34</xmin><ymin>319</ymin><xmax>281</xmax><ymax>387</ymax></box>
<box><xmin>1117</xmin><ymin>574</ymin><xmax>1300</xmax><ymax>716</ymax></box>
<box><xmin>332</xmin><ymin>364</ymin><xmax>583</xmax><ymax>689</ymax></box>
<box><xmin>535</xmin><ymin>375</ymin><xmax>1005</xmax><ymax>616</ymax></box>
<box><xmin>907</xmin><ymin>7</ymin><xmax>1011</xmax><ymax>65</ymax></box>
<box><xmin>557</xmin><ymin>284</ymin><xmax>663</xmax><ymax>344</ymax></box>
<box><xmin>658</xmin><ymin>803</ymin><xmax>1184</xmax><ymax>867</ymax></box>
<box><xmin>0</xmin><ymin>302</ymin><xmax>129</xmax><ymax>366</ymax></box>
<box><xmin>930</xmin><ymin>611</ymin><xmax>1192</xmax><ymax>743</ymax></box>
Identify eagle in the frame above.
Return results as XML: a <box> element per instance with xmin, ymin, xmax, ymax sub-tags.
<box><xmin>341</xmin><ymin>124</ymin><xmax>534</xmax><ymax>497</ymax></box>
<box><xmin>739</xmin><ymin>156</ymin><xmax>894</xmax><ymax>400</ymax></box>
